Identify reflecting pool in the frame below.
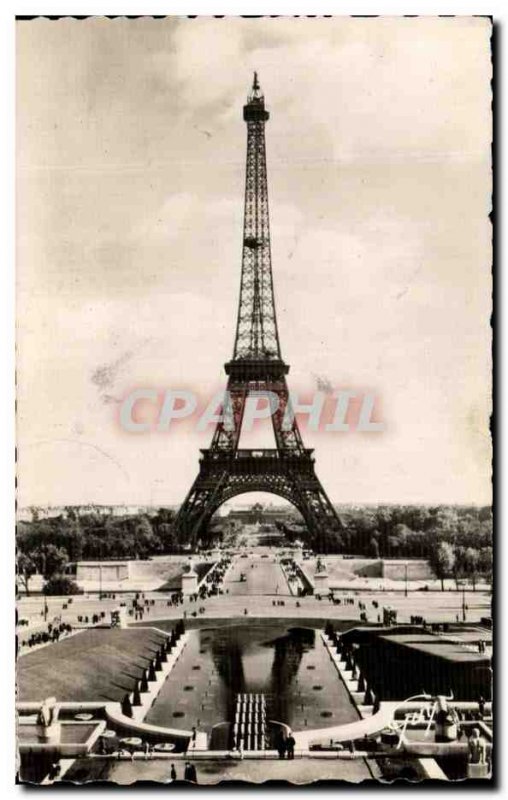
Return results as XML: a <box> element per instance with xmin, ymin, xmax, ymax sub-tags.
<box><xmin>146</xmin><ymin>624</ymin><xmax>359</xmax><ymax>735</ymax></box>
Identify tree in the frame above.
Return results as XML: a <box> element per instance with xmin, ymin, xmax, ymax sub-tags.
<box><xmin>477</xmin><ymin>518</ymin><xmax>493</xmax><ymax>548</ymax></box>
<box><xmin>29</xmin><ymin>506</ymin><xmax>41</xmax><ymax>523</ymax></box>
<box><xmin>409</xmin><ymin>530</ymin><xmax>427</xmax><ymax>558</ymax></box>
<box><xmin>369</xmin><ymin>537</ymin><xmax>380</xmax><ymax>559</ymax></box>
<box><xmin>478</xmin><ymin>506</ymin><xmax>492</xmax><ymax>522</ymax></box>
<box><xmin>432</xmin><ymin>507</ymin><xmax>460</xmax><ymax>541</ymax></box>
<box><xmin>349</xmin><ymin>511</ymin><xmax>377</xmax><ymax>554</ymax></box>
<box><xmin>64</xmin><ymin>506</ymin><xmax>78</xmax><ymax>521</ymax></box>
<box><xmin>453</xmin><ymin>545</ymin><xmax>466</xmax><ymax>590</ymax></box>
<box><xmin>464</xmin><ymin>547</ymin><xmax>480</xmax><ymax>592</ymax></box>
<box><xmin>479</xmin><ymin>546</ymin><xmax>493</xmax><ymax>586</ymax></box>
<box><xmin>430</xmin><ymin>541</ymin><xmax>455</xmax><ymax>590</ymax></box>
<box><xmin>16</xmin><ymin>552</ymin><xmax>36</xmax><ymax>596</ymax></box>
<box><xmin>158</xmin><ymin>523</ymin><xmax>179</xmax><ymax>553</ymax></box>
<box><xmin>134</xmin><ymin>516</ymin><xmax>157</xmax><ymax>558</ymax></box>
<box><xmin>155</xmin><ymin>507</ymin><xmax>175</xmax><ymax>525</ymax></box>
<box><xmin>64</xmin><ymin>527</ymin><xmax>85</xmax><ymax>562</ymax></box>
<box><xmin>387</xmin><ymin>535</ymin><xmax>401</xmax><ymax>556</ymax></box>
<box><xmin>405</xmin><ymin>506</ymin><xmax>433</xmax><ymax>533</ymax></box>
<box><xmin>313</xmin><ymin>528</ymin><xmax>342</xmax><ymax>554</ymax></box>
<box><xmin>40</xmin><ymin>545</ymin><xmax>69</xmax><ymax>580</ymax></box>
<box><xmin>391</xmin><ymin>523</ymin><xmax>414</xmax><ymax>556</ymax></box>
<box><xmin>43</xmin><ymin>574</ymin><xmax>82</xmax><ymax>595</ymax></box>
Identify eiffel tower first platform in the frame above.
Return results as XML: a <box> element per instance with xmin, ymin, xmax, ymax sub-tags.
<box><xmin>174</xmin><ymin>75</ymin><xmax>343</xmax><ymax>551</ymax></box>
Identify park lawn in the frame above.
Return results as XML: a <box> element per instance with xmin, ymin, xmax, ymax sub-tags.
<box><xmin>17</xmin><ymin>627</ymin><xmax>168</xmax><ymax>702</ymax></box>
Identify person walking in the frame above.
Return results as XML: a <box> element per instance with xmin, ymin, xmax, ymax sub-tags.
<box><xmin>184</xmin><ymin>762</ymin><xmax>198</xmax><ymax>783</ymax></box>
<box><xmin>286</xmin><ymin>733</ymin><xmax>296</xmax><ymax>760</ymax></box>
<box><xmin>276</xmin><ymin>730</ymin><xmax>286</xmax><ymax>759</ymax></box>
<box><xmin>170</xmin><ymin>764</ymin><xmax>177</xmax><ymax>782</ymax></box>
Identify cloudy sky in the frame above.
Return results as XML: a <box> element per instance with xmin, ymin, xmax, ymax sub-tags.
<box><xmin>16</xmin><ymin>16</ymin><xmax>492</xmax><ymax>508</ymax></box>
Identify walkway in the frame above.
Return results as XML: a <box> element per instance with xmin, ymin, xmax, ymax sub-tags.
<box><xmin>63</xmin><ymin>754</ymin><xmax>373</xmax><ymax>783</ymax></box>
<box><xmin>223</xmin><ymin>555</ymin><xmax>289</xmax><ymax>596</ymax></box>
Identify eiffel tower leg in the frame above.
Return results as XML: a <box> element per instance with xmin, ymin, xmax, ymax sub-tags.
<box><xmin>175</xmin><ymin>453</ymin><xmax>343</xmax><ymax>551</ymax></box>
<box><xmin>174</xmin><ymin>470</ymin><xmax>228</xmax><ymax>546</ymax></box>
<box><xmin>291</xmin><ymin>478</ymin><xmax>343</xmax><ymax>553</ymax></box>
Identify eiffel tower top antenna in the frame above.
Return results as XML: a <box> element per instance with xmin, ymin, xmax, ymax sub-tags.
<box><xmin>251</xmin><ymin>70</ymin><xmax>261</xmax><ymax>96</ymax></box>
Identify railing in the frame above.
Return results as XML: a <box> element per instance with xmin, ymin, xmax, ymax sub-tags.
<box><xmin>201</xmin><ymin>449</ymin><xmax>314</xmax><ymax>460</ymax></box>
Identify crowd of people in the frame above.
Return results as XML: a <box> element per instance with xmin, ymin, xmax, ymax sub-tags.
<box><xmin>19</xmin><ymin>620</ymin><xmax>73</xmax><ymax>650</ymax></box>
<box><xmin>17</xmin><ymin>558</ymin><xmax>234</xmax><ymax>650</ymax></box>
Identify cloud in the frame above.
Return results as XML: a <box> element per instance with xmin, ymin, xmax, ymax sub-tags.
<box><xmin>16</xmin><ymin>17</ymin><xmax>492</xmax><ymax>506</ymax></box>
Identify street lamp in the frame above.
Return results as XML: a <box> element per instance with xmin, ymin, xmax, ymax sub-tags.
<box><xmin>404</xmin><ymin>562</ymin><xmax>408</xmax><ymax>598</ymax></box>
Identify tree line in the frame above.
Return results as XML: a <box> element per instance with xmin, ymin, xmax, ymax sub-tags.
<box><xmin>16</xmin><ymin>507</ymin><xmax>179</xmax><ymax>595</ymax></box>
<box><xmin>16</xmin><ymin>503</ymin><xmax>492</xmax><ymax>594</ymax></box>
<box><xmin>283</xmin><ymin>504</ymin><xmax>493</xmax><ymax>587</ymax></box>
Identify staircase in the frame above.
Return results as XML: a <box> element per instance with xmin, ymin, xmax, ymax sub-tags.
<box><xmin>232</xmin><ymin>693</ymin><xmax>267</xmax><ymax>751</ymax></box>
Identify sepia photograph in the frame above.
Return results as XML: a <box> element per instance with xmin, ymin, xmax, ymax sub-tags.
<box><xmin>14</xmin><ymin>13</ymin><xmax>493</xmax><ymax>785</ymax></box>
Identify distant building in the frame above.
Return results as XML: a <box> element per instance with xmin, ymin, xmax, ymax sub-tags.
<box><xmin>223</xmin><ymin>502</ymin><xmax>293</xmax><ymax>525</ymax></box>
<box><xmin>17</xmin><ymin>504</ymin><xmax>177</xmax><ymax>522</ymax></box>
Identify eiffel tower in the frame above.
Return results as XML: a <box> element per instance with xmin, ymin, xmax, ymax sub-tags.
<box><xmin>175</xmin><ymin>75</ymin><xmax>343</xmax><ymax>551</ymax></box>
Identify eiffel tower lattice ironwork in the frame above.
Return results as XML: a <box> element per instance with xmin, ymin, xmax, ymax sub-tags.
<box><xmin>175</xmin><ymin>74</ymin><xmax>343</xmax><ymax>550</ymax></box>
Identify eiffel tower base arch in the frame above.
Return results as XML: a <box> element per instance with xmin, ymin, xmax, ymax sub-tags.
<box><xmin>175</xmin><ymin>449</ymin><xmax>343</xmax><ymax>552</ymax></box>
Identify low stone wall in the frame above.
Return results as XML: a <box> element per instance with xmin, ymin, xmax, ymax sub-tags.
<box><xmin>76</xmin><ymin>562</ymin><xmax>129</xmax><ymax>582</ymax></box>
<box><xmin>381</xmin><ymin>560</ymin><xmax>433</xmax><ymax>580</ymax></box>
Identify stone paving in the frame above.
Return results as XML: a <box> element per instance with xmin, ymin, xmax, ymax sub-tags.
<box><xmin>224</xmin><ymin>554</ymin><xmax>288</xmax><ymax>596</ymax></box>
